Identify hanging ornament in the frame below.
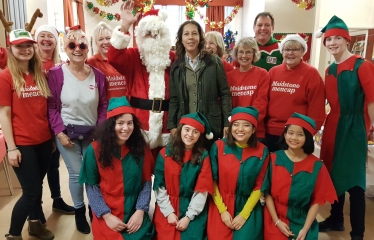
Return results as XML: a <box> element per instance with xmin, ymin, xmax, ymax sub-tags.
<box><xmin>95</xmin><ymin>0</ymin><xmax>120</xmax><ymax>7</ymax></box>
<box><xmin>291</xmin><ymin>0</ymin><xmax>315</xmax><ymax>10</ymax></box>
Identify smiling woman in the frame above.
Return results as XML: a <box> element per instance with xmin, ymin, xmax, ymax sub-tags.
<box><xmin>167</xmin><ymin>20</ymin><xmax>232</xmax><ymax>149</ymax></box>
<box><xmin>46</xmin><ymin>24</ymin><xmax>108</xmax><ymax>235</ymax></box>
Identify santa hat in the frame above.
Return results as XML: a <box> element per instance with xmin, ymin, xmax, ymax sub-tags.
<box><xmin>315</xmin><ymin>15</ymin><xmax>351</xmax><ymax>45</ymax></box>
<box><xmin>65</xmin><ymin>25</ymin><xmax>82</xmax><ymax>33</ymax></box>
<box><xmin>136</xmin><ymin>9</ymin><xmax>168</xmax><ymax>34</ymax></box>
<box><xmin>179</xmin><ymin>112</ymin><xmax>214</xmax><ymax>140</ymax></box>
<box><xmin>279</xmin><ymin>34</ymin><xmax>308</xmax><ymax>54</ymax></box>
<box><xmin>285</xmin><ymin>112</ymin><xmax>316</xmax><ymax>135</ymax></box>
<box><xmin>228</xmin><ymin>106</ymin><xmax>259</xmax><ymax>128</ymax></box>
<box><xmin>107</xmin><ymin>96</ymin><xmax>135</xmax><ymax>119</ymax></box>
<box><xmin>35</xmin><ymin>25</ymin><xmax>59</xmax><ymax>41</ymax></box>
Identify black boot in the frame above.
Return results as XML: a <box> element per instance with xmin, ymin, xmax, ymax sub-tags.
<box><xmin>88</xmin><ymin>205</ymin><xmax>93</xmax><ymax>223</ymax></box>
<box><xmin>28</xmin><ymin>220</ymin><xmax>54</xmax><ymax>240</ymax></box>
<box><xmin>75</xmin><ymin>206</ymin><xmax>91</xmax><ymax>234</ymax></box>
<box><xmin>52</xmin><ymin>198</ymin><xmax>75</xmax><ymax>215</ymax></box>
<box><xmin>351</xmin><ymin>237</ymin><xmax>363</xmax><ymax>240</ymax></box>
<box><xmin>319</xmin><ymin>216</ymin><xmax>345</xmax><ymax>232</ymax></box>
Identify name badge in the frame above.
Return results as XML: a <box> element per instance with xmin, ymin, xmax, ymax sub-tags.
<box><xmin>266</xmin><ymin>56</ymin><xmax>277</xmax><ymax>64</ymax></box>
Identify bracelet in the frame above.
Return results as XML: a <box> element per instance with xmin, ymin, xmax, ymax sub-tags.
<box><xmin>275</xmin><ymin>219</ymin><xmax>281</xmax><ymax>226</ymax></box>
<box><xmin>7</xmin><ymin>147</ymin><xmax>18</xmax><ymax>152</ymax></box>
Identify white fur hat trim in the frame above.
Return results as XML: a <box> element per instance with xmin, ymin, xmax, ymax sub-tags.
<box><xmin>279</xmin><ymin>34</ymin><xmax>308</xmax><ymax>54</ymax></box>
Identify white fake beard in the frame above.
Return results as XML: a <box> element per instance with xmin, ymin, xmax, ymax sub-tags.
<box><xmin>137</xmin><ymin>36</ymin><xmax>171</xmax><ymax>73</ymax></box>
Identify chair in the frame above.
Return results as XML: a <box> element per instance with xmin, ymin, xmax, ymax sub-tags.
<box><xmin>0</xmin><ymin>132</ymin><xmax>13</xmax><ymax>195</ymax></box>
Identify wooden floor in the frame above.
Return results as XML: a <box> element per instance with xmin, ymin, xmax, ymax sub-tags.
<box><xmin>1</xmin><ymin>159</ymin><xmax>374</xmax><ymax>240</ymax></box>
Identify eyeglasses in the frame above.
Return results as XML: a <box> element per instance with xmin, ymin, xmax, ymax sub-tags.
<box><xmin>67</xmin><ymin>42</ymin><xmax>87</xmax><ymax>50</ymax></box>
<box><xmin>238</xmin><ymin>51</ymin><xmax>254</xmax><ymax>56</ymax></box>
<box><xmin>283</xmin><ymin>48</ymin><xmax>301</xmax><ymax>53</ymax></box>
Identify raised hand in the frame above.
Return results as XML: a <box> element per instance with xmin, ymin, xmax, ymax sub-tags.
<box><xmin>119</xmin><ymin>0</ymin><xmax>141</xmax><ymax>33</ymax></box>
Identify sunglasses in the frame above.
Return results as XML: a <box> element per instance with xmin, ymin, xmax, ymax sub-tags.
<box><xmin>67</xmin><ymin>42</ymin><xmax>87</xmax><ymax>50</ymax></box>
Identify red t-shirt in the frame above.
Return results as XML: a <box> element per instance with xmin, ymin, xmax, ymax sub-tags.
<box><xmin>0</xmin><ymin>47</ymin><xmax>7</xmax><ymax>69</ymax></box>
<box><xmin>87</xmin><ymin>53</ymin><xmax>127</xmax><ymax>101</ymax></box>
<box><xmin>222</xmin><ymin>60</ymin><xmax>234</xmax><ymax>73</ymax></box>
<box><xmin>227</xmin><ymin>67</ymin><xmax>270</xmax><ymax>138</ymax></box>
<box><xmin>42</xmin><ymin>58</ymin><xmax>56</xmax><ymax>74</ymax></box>
<box><xmin>0</xmin><ymin>69</ymin><xmax>52</xmax><ymax>145</ymax></box>
<box><xmin>267</xmin><ymin>61</ymin><xmax>325</xmax><ymax>136</ymax></box>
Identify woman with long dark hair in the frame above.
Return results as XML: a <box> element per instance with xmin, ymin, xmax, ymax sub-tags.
<box><xmin>167</xmin><ymin>20</ymin><xmax>231</xmax><ymax>148</ymax></box>
<box><xmin>79</xmin><ymin>96</ymin><xmax>154</xmax><ymax>240</ymax></box>
<box><xmin>153</xmin><ymin>112</ymin><xmax>213</xmax><ymax>239</ymax></box>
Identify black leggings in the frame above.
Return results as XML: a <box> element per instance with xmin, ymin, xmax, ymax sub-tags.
<box><xmin>9</xmin><ymin>140</ymin><xmax>52</xmax><ymax>236</ymax></box>
<box><xmin>47</xmin><ymin>148</ymin><xmax>61</xmax><ymax>199</ymax></box>
<box><xmin>330</xmin><ymin>185</ymin><xmax>365</xmax><ymax>238</ymax></box>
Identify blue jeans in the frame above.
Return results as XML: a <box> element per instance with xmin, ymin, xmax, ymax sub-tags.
<box><xmin>55</xmin><ymin>136</ymin><xmax>90</xmax><ymax>209</ymax></box>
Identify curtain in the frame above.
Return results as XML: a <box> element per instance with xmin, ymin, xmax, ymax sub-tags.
<box><xmin>64</xmin><ymin>0</ymin><xmax>74</xmax><ymax>28</ymax></box>
<box><xmin>7</xmin><ymin>0</ymin><xmax>27</xmax><ymax>30</ymax></box>
<box><xmin>76</xmin><ymin>0</ymin><xmax>85</xmax><ymax>32</ymax></box>
<box><xmin>205</xmin><ymin>6</ymin><xmax>224</xmax><ymax>34</ymax></box>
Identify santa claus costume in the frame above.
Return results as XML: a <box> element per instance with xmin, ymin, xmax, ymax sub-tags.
<box><xmin>108</xmin><ymin>8</ymin><xmax>175</xmax><ymax>151</ymax></box>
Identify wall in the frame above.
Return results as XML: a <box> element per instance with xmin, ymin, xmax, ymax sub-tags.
<box><xmin>264</xmin><ymin>0</ymin><xmax>315</xmax><ymax>33</ymax></box>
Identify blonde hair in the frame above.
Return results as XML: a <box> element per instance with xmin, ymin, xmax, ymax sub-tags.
<box><xmin>205</xmin><ymin>31</ymin><xmax>225</xmax><ymax>57</ymax></box>
<box><xmin>64</xmin><ymin>29</ymin><xmax>88</xmax><ymax>51</ymax></box>
<box><xmin>92</xmin><ymin>22</ymin><xmax>112</xmax><ymax>53</ymax></box>
<box><xmin>7</xmin><ymin>45</ymin><xmax>51</xmax><ymax>98</ymax></box>
<box><xmin>233</xmin><ymin>37</ymin><xmax>261</xmax><ymax>63</ymax></box>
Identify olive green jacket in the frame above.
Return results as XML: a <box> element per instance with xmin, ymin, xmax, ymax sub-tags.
<box><xmin>167</xmin><ymin>53</ymin><xmax>232</xmax><ymax>138</ymax></box>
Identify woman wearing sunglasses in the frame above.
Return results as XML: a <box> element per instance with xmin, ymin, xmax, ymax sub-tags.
<box><xmin>265</xmin><ymin>34</ymin><xmax>325</xmax><ymax>152</ymax></box>
<box><xmin>47</xmin><ymin>25</ymin><xmax>108</xmax><ymax>234</ymax></box>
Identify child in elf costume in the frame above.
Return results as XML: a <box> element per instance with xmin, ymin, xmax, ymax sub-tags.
<box><xmin>262</xmin><ymin>113</ymin><xmax>337</xmax><ymax>240</ymax></box>
<box><xmin>153</xmin><ymin>112</ymin><xmax>214</xmax><ymax>240</ymax></box>
<box><xmin>79</xmin><ymin>96</ymin><xmax>154</xmax><ymax>240</ymax></box>
<box><xmin>207</xmin><ymin>106</ymin><xmax>269</xmax><ymax>240</ymax></box>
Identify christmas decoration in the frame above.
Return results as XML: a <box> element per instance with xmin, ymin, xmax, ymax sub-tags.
<box><xmin>96</xmin><ymin>0</ymin><xmax>120</xmax><ymax>7</ymax></box>
<box><xmin>87</xmin><ymin>0</ymin><xmax>155</xmax><ymax>21</ymax></box>
<box><xmin>223</xmin><ymin>29</ymin><xmax>237</xmax><ymax>63</ymax></box>
<box><xmin>291</xmin><ymin>0</ymin><xmax>315</xmax><ymax>10</ymax></box>
<box><xmin>184</xmin><ymin>0</ymin><xmax>243</xmax><ymax>28</ymax></box>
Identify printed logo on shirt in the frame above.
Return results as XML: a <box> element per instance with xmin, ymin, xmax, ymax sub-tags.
<box><xmin>271</xmin><ymin>81</ymin><xmax>300</xmax><ymax>94</ymax></box>
<box><xmin>266</xmin><ymin>56</ymin><xmax>277</xmax><ymax>64</ymax></box>
<box><xmin>107</xmin><ymin>75</ymin><xmax>126</xmax><ymax>88</ymax></box>
<box><xmin>89</xmin><ymin>84</ymin><xmax>98</xmax><ymax>90</ymax></box>
<box><xmin>230</xmin><ymin>85</ymin><xmax>257</xmax><ymax>97</ymax></box>
<box><xmin>21</xmin><ymin>85</ymin><xmax>42</xmax><ymax>98</ymax></box>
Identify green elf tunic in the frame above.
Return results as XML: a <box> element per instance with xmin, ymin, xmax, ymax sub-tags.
<box><xmin>79</xmin><ymin>141</ymin><xmax>155</xmax><ymax>240</ymax></box>
<box><xmin>153</xmin><ymin>146</ymin><xmax>214</xmax><ymax>240</ymax></box>
<box><xmin>254</xmin><ymin>37</ymin><xmax>283</xmax><ymax>71</ymax></box>
<box><xmin>207</xmin><ymin>139</ymin><xmax>269</xmax><ymax>240</ymax></box>
<box><xmin>262</xmin><ymin>151</ymin><xmax>337</xmax><ymax>240</ymax></box>
<box><xmin>320</xmin><ymin>55</ymin><xmax>374</xmax><ymax>196</ymax></box>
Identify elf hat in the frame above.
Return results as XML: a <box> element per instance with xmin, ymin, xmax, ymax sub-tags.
<box><xmin>279</xmin><ymin>34</ymin><xmax>308</xmax><ymax>54</ymax></box>
<box><xmin>179</xmin><ymin>112</ymin><xmax>214</xmax><ymax>140</ymax></box>
<box><xmin>315</xmin><ymin>15</ymin><xmax>351</xmax><ymax>45</ymax></box>
<box><xmin>107</xmin><ymin>96</ymin><xmax>135</xmax><ymax>119</ymax></box>
<box><xmin>285</xmin><ymin>112</ymin><xmax>316</xmax><ymax>135</ymax></box>
<box><xmin>35</xmin><ymin>25</ymin><xmax>59</xmax><ymax>41</ymax></box>
<box><xmin>8</xmin><ymin>29</ymin><xmax>36</xmax><ymax>45</ymax></box>
<box><xmin>228</xmin><ymin>106</ymin><xmax>259</xmax><ymax>128</ymax></box>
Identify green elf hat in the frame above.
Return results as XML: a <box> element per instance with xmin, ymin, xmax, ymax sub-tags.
<box><xmin>179</xmin><ymin>112</ymin><xmax>214</xmax><ymax>140</ymax></box>
<box><xmin>285</xmin><ymin>112</ymin><xmax>316</xmax><ymax>135</ymax></box>
<box><xmin>315</xmin><ymin>15</ymin><xmax>351</xmax><ymax>45</ymax></box>
<box><xmin>106</xmin><ymin>96</ymin><xmax>135</xmax><ymax>119</ymax></box>
<box><xmin>228</xmin><ymin>106</ymin><xmax>259</xmax><ymax>128</ymax></box>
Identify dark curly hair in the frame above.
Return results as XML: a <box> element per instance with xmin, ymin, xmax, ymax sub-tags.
<box><xmin>175</xmin><ymin>20</ymin><xmax>208</xmax><ymax>60</ymax></box>
<box><xmin>170</xmin><ymin>124</ymin><xmax>204</xmax><ymax>165</ymax></box>
<box><xmin>94</xmin><ymin>113</ymin><xmax>146</xmax><ymax>168</ymax></box>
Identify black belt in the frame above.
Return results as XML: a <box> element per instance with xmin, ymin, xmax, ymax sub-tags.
<box><xmin>130</xmin><ymin>96</ymin><xmax>169</xmax><ymax>113</ymax></box>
